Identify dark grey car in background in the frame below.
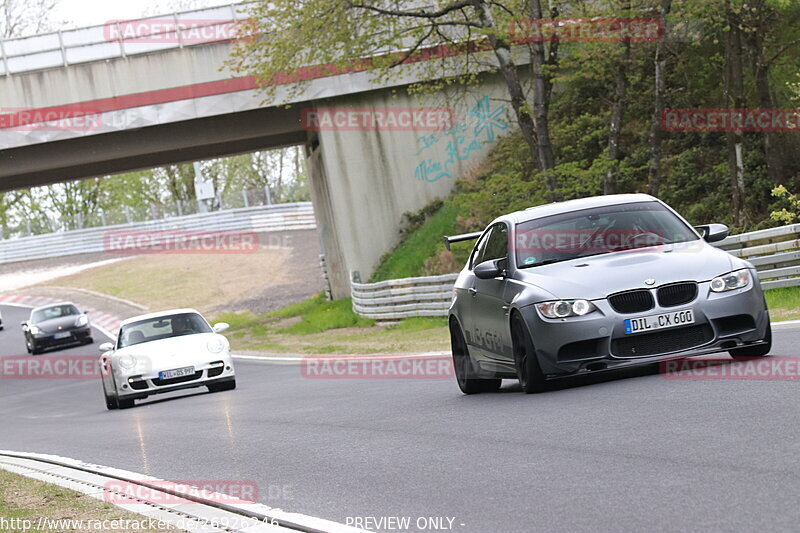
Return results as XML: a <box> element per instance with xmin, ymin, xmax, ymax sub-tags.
<box><xmin>22</xmin><ymin>302</ymin><xmax>93</xmax><ymax>355</ymax></box>
<box><xmin>448</xmin><ymin>194</ymin><xmax>771</xmax><ymax>394</ymax></box>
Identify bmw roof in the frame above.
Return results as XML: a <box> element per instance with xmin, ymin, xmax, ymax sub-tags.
<box><xmin>502</xmin><ymin>193</ymin><xmax>660</xmax><ymax>225</ymax></box>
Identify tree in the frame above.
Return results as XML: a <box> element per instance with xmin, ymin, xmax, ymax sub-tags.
<box><xmin>528</xmin><ymin>0</ymin><xmax>558</xmax><ymax>175</ymax></box>
<box><xmin>229</xmin><ymin>0</ymin><xmax>561</xmax><ymax>197</ymax></box>
<box><xmin>0</xmin><ymin>0</ymin><xmax>59</xmax><ymax>38</ymax></box>
<box><xmin>724</xmin><ymin>0</ymin><xmax>746</xmax><ymax>225</ymax></box>
<box><xmin>646</xmin><ymin>0</ymin><xmax>672</xmax><ymax>197</ymax></box>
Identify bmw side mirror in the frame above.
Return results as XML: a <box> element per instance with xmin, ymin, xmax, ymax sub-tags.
<box><xmin>98</xmin><ymin>342</ymin><xmax>114</xmax><ymax>353</ymax></box>
<box><xmin>696</xmin><ymin>223</ymin><xmax>729</xmax><ymax>243</ymax></box>
<box><xmin>474</xmin><ymin>259</ymin><xmax>507</xmax><ymax>280</ymax></box>
<box><xmin>213</xmin><ymin>323</ymin><xmax>230</xmax><ymax>333</ymax></box>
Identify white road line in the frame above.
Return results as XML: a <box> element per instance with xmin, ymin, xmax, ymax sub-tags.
<box><xmin>232</xmin><ymin>351</ymin><xmax>452</xmax><ymax>363</ymax></box>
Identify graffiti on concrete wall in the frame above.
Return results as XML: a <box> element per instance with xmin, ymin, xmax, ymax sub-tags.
<box><xmin>413</xmin><ymin>96</ymin><xmax>508</xmax><ymax>183</ymax></box>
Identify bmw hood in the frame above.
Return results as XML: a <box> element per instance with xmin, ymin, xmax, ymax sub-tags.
<box><xmin>112</xmin><ymin>333</ymin><xmax>229</xmax><ymax>374</ymax></box>
<box><xmin>514</xmin><ymin>243</ymin><xmax>741</xmax><ymax>300</ymax></box>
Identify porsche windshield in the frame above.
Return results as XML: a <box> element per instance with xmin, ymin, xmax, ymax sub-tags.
<box><xmin>31</xmin><ymin>305</ymin><xmax>80</xmax><ymax>323</ymax></box>
<box><xmin>515</xmin><ymin>201</ymin><xmax>699</xmax><ymax>268</ymax></box>
<box><xmin>117</xmin><ymin>313</ymin><xmax>212</xmax><ymax>348</ymax></box>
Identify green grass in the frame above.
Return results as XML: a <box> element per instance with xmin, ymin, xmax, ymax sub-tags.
<box><xmin>277</xmin><ymin>296</ymin><xmax>375</xmax><ymax>334</ymax></box>
<box><xmin>0</xmin><ymin>469</ymin><xmax>181</xmax><ymax>532</ymax></box>
<box><xmin>386</xmin><ymin>316</ymin><xmax>448</xmax><ymax>331</ymax></box>
<box><xmin>370</xmin><ymin>202</ymin><xmax>460</xmax><ymax>281</ymax></box>
<box><xmin>219</xmin><ymin>293</ymin><xmax>375</xmax><ymax>336</ymax></box>
<box><xmin>267</xmin><ymin>292</ymin><xmax>331</xmax><ymax>318</ymax></box>
<box><xmin>211</xmin><ymin>295</ymin><xmax>450</xmax><ymax>355</ymax></box>
<box><xmin>765</xmin><ymin>286</ymin><xmax>800</xmax><ymax>321</ymax></box>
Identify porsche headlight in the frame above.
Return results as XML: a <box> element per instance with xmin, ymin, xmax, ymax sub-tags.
<box><xmin>29</xmin><ymin>325</ymin><xmax>40</xmax><ymax>335</ymax></box>
<box><xmin>710</xmin><ymin>269</ymin><xmax>750</xmax><ymax>293</ymax></box>
<box><xmin>75</xmin><ymin>315</ymin><xmax>89</xmax><ymax>327</ymax></box>
<box><xmin>537</xmin><ymin>299</ymin><xmax>597</xmax><ymax>319</ymax></box>
<box><xmin>207</xmin><ymin>338</ymin><xmax>226</xmax><ymax>354</ymax></box>
<box><xmin>118</xmin><ymin>354</ymin><xmax>137</xmax><ymax>370</ymax></box>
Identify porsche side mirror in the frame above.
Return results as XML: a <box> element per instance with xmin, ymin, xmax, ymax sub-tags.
<box><xmin>98</xmin><ymin>342</ymin><xmax>114</xmax><ymax>353</ymax></box>
<box><xmin>474</xmin><ymin>259</ymin><xmax>507</xmax><ymax>280</ymax></box>
<box><xmin>696</xmin><ymin>223</ymin><xmax>729</xmax><ymax>243</ymax></box>
<box><xmin>213</xmin><ymin>323</ymin><xmax>230</xmax><ymax>333</ymax></box>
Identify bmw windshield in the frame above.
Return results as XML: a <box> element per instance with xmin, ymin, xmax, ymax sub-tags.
<box><xmin>515</xmin><ymin>201</ymin><xmax>699</xmax><ymax>268</ymax></box>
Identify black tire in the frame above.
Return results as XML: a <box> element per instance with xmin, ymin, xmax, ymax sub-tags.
<box><xmin>450</xmin><ymin>321</ymin><xmax>501</xmax><ymax>394</ymax></box>
<box><xmin>102</xmin><ymin>380</ymin><xmax>118</xmax><ymax>410</ymax></box>
<box><xmin>511</xmin><ymin>313</ymin><xmax>546</xmax><ymax>394</ymax></box>
<box><xmin>208</xmin><ymin>379</ymin><xmax>236</xmax><ymax>392</ymax></box>
<box><xmin>729</xmin><ymin>322</ymin><xmax>772</xmax><ymax>359</ymax></box>
<box><xmin>117</xmin><ymin>398</ymin><xmax>135</xmax><ymax>409</ymax></box>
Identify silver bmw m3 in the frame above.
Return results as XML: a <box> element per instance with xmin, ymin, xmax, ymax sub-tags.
<box><xmin>447</xmin><ymin>193</ymin><xmax>771</xmax><ymax>394</ymax></box>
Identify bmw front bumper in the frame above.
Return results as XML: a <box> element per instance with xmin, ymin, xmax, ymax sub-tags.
<box><xmin>519</xmin><ymin>275</ymin><xmax>770</xmax><ymax>378</ymax></box>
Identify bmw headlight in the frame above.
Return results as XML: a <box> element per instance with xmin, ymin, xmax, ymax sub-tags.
<box><xmin>75</xmin><ymin>315</ymin><xmax>89</xmax><ymax>327</ymax></box>
<box><xmin>207</xmin><ymin>338</ymin><xmax>226</xmax><ymax>354</ymax></box>
<box><xmin>537</xmin><ymin>299</ymin><xmax>597</xmax><ymax>319</ymax></box>
<box><xmin>29</xmin><ymin>325</ymin><xmax>40</xmax><ymax>335</ymax></box>
<box><xmin>710</xmin><ymin>269</ymin><xmax>750</xmax><ymax>293</ymax></box>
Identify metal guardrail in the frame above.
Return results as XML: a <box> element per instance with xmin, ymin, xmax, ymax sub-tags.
<box><xmin>0</xmin><ymin>202</ymin><xmax>314</xmax><ymax>264</ymax></box>
<box><xmin>353</xmin><ymin>224</ymin><xmax>800</xmax><ymax>321</ymax></box>
<box><xmin>352</xmin><ymin>273</ymin><xmax>458</xmax><ymax>321</ymax></box>
<box><xmin>0</xmin><ymin>3</ymin><xmax>250</xmax><ymax>76</ymax></box>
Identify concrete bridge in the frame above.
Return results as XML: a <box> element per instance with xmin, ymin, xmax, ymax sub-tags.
<box><xmin>0</xmin><ymin>3</ymin><xmax>519</xmax><ymax>298</ymax></box>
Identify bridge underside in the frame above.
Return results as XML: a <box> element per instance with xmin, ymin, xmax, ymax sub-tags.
<box><xmin>0</xmin><ymin>106</ymin><xmax>306</xmax><ymax>191</ymax></box>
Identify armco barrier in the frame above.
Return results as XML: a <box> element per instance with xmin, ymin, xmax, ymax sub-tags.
<box><xmin>0</xmin><ymin>202</ymin><xmax>315</xmax><ymax>264</ymax></box>
<box><xmin>352</xmin><ymin>224</ymin><xmax>800</xmax><ymax>321</ymax></box>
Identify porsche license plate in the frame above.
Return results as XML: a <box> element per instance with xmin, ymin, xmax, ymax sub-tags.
<box><xmin>624</xmin><ymin>309</ymin><xmax>694</xmax><ymax>335</ymax></box>
<box><xmin>53</xmin><ymin>332</ymin><xmax>71</xmax><ymax>340</ymax></box>
<box><xmin>159</xmin><ymin>366</ymin><xmax>195</xmax><ymax>380</ymax></box>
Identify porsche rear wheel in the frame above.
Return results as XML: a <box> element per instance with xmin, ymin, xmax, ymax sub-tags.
<box><xmin>450</xmin><ymin>321</ymin><xmax>501</xmax><ymax>394</ymax></box>
<box><xmin>511</xmin><ymin>313</ymin><xmax>546</xmax><ymax>394</ymax></box>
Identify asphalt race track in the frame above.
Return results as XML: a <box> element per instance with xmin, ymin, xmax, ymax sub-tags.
<box><xmin>2</xmin><ymin>302</ymin><xmax>800</xmax><ymax>532</ymax></box>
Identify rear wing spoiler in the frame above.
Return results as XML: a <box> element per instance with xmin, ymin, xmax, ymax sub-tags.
<box><xmin>443</xmin><ymin>231</ymin><xmax>482</xmax><ymax>251</ymax></box>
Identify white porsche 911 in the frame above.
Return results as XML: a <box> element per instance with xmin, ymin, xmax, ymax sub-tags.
<box><xmin>99</xmin><ymin>309</ymin><xmax>235</xmax><ymax>410</ymax></box>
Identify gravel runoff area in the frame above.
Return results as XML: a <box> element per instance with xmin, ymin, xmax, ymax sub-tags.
<box><xmin>0</xmin><ymin>229</ymin><xmax>325</xmax><ymax>319</ymax></box>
